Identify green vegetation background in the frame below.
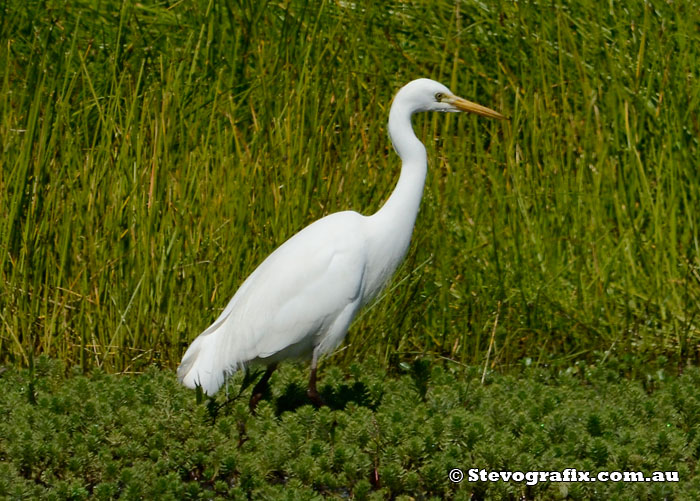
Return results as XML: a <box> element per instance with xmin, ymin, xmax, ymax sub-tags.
<box><xmin>2</xmin><ymin>0</ymin><xmax>697</xmax><ymax>373</ymax></box>
<box><xmin>1</xmin><ymin>0</ymin><xmax>699</xmax><ymax>498</ymax></box>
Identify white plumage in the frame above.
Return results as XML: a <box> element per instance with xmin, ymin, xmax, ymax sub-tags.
<box><xmin>177</xmin><ymin>78</ymin><xmax>503</xmax><ymax>405</ymax></box>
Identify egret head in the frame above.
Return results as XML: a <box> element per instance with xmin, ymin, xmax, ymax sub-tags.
<box><xmin>395</xmin><ymin>78</ymin><xmax>504</xmax><ymax>119</ymax></box>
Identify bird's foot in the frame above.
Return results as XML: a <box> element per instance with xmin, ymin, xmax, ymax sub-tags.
<box><xmin>307</xmin><ymin>388</ymin><xmax>326</xmax><ymax>408</ymax></box>
<box><xmin>249</xmin><ymin>392</ymin><xmax>264</xmax><ymax>414</ymax></box>
<box><xmin>248</xmin><ymin>364</ymin><xmax>277</xmax><ymax>414</ymax></box>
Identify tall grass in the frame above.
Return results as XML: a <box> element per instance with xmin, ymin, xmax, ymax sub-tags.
<box><xmin>1</xmin><ymin>0</ymin><xmax>698</xmax><ymax>374</ymax></box>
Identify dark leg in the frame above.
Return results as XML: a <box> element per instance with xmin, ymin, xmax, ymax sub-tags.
<box><xmin>249</xmin><ymin>364</ymin><xmax>277</xmax><ymax>413</ymax></box>
<box><xmin>307</xmin><ymin>350</ymin><xmax>325</xmax><ymax>407</ymax></box>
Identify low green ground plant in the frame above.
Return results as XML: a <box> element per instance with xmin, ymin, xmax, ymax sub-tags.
<box><xmin>1</xmin><ymin>356</ymin><xmax>699</xmax><ymax>499</ymax></box>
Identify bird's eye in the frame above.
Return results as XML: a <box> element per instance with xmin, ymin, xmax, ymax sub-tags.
<box><xmin>435</xmin><ymin>92</ymin><xmax>444</xmax><ymax>101</ymax></box>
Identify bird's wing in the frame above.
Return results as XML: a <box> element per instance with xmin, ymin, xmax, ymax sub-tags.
<box><xmin>234</xmin><ymin>212</ymin><xmax>368</xmax><ymax>358</ymax></box>
<box><xmin>178</xmin><ymin>211</ymin><xmax>368</xmax><ymax>393</ymax></box>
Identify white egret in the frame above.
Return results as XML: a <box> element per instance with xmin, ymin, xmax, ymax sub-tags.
<box><xmin>177</xmin><ymin>78</ymin><xmax>503</xmax><ymax>409</ymax></box>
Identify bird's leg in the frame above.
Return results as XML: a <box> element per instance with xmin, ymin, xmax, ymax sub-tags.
<box><xmin>307</xmin><ymin>350</ymin><xmax>325</xmax><ymax>407</ymax></box>
<box><xmin>249</xmin><ymin>364</ymin><xmax>277</xmax><ymax>413</ymax></box>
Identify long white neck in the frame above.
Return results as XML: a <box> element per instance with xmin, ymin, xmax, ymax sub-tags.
<box><xmin>378</xmin><ymin>101</ymin><xmax>428</xmax><ymax>225</ymax></box>
<box><xmin>364</xmin><ymin>96</ymin><xmax>427</xmax><ymax>294</ymax></box>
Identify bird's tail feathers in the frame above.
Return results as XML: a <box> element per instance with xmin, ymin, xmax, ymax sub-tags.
<box><xmin>177</xmin><ymin>319</ymin><xmax>246</xmax><ymax>395</ymax></box>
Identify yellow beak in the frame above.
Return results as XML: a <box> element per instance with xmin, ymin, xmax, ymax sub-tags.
<box><xmin>446</xmin><ymin>95</ymin><xmax>505</xmax><ymax>120</ymax></box>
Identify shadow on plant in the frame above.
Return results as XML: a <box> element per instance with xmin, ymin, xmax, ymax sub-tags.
<box><xmin>275</xmin><ymin>379</ymin><xmax>378</xmax><ymax>415</ymax></box>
